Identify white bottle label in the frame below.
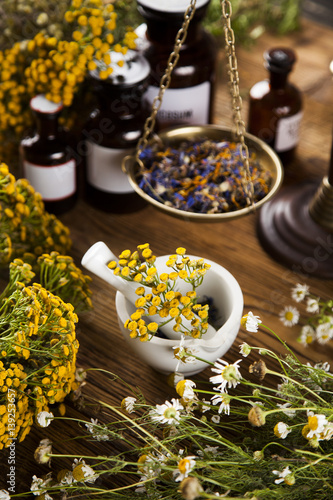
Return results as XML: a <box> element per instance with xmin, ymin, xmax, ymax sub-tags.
<box><xmin>86</xmin><ymin>141</ymin><xmax>134</xmax><ymax>194</ymax></box>
<box><xmin>144</xmin><ymin>82</ymin><xmax>211</xmax><ymax>126</ymax></box>
<box><xmin>23</xmin><ymin>159</ymin><xmax>76</xmax><ymax>201</ymax></box>
<box><xmin>275</xmin><ymin>111</ymin><xmax>303</xmax><ymax>152</ymax></box>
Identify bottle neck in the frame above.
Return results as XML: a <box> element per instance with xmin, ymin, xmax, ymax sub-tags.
<box><xmin>269</xmin><ymin>70</ymin><xmax>289</xmax><ymax>89</ymax></box>
<box><xmin>145</xmin><ymin>17</ymin><xmax>201</xmax><ymax>46</ymax></box>
<box><xmin>95</xmin><ymin>83</ymin><xmax>147</xmax><ymax>116</ymax></box>
<box><xmin>35</xmin><ymin>113</ymin><xmax>60</xmax><ymax>139</ymax></box>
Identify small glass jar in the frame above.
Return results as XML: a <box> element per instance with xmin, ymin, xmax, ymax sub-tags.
<box><xmin>20</xmin><ymin>95</ymin><xmax>77</xmax><ymax>215</ymax></box>
<box><xmin>247</xmin><ymin>47</ymin><xmax>303</xmax><ymax>165</ymax></box>
<box><xmin>136</xmin><ymin>0</ymin><xmax>218</xmax><ymax>130</ymax></box>
<box><xmin>83</xmin><ymin>51</ymin><xmax>150</xmax><ymax>213</ymax></box>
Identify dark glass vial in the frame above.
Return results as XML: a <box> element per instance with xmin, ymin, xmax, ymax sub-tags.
<box><xmin>83</xmin><ymin>51</ymin><xmax>150</xmax><ymax>213</ymax></box>
<box><xmin>20</xmin><ymin>95</ymin><xmax>77</xmax><ymax>215</ymax></box>
<box><xmin>136</xmin><ymin>0</ymin><xmax>218</xmax><ymax>130</ymax></box>
<box><xmin>247</xmin><ymin>47</ymin><xmax>302</xmax><ymax>165</ymax></box>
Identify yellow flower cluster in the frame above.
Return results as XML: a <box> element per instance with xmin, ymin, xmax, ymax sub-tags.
<box><xmin>0</xmin><ymin>162</ymin><xmax>72</xmax><ymax>267</ymax></box>
<box><xmin>0</xmin><ymin>280</ymin><xmax>79</xmax><ymax>448</ymax></box>
<box><xmin>0</xmin><ymin>0</ymin><xmax>137</xmax><ymax>160</ymax></box>
<box><xmin>37</xmin><ymin>252</ymin><xmax>93</xmax><ymax>313</ymax></box>
<box><xmin>108</xmin><ymin>244</ymin><xmax>211</xmax><ymax>341</ymax></box>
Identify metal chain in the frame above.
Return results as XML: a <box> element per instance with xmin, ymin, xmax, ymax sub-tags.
<box><xmin>135</xmin><ymin>0</ymin><xmax>197</xmax><ymax>165</ymax></box>
<box><xmin>134</xmin><ymin>0</ymin><xmax>254</xmax><ymax>207</ymax></box>
<box><xmin>220</xmin><ymin>0</ymin><xmax>254</xmax><ymax>206</ymax></box>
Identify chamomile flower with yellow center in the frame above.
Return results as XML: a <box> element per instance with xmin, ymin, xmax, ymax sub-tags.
<box><xmin>176</xmin><ymin>379</ymin><xmax>196</xmax><ymax>402</ymax></box>
<box><xmin>211</xmin><ymin>392</ymin><xmax>231</xmax><ymax>415</ymax></box>
<box><xmin>306</xmin><ymin>413</ymin><xmax>328</xmax><ymax>439</ymax></box>
<box><xmin>241</xmin><ymin>311</ymin><xmax>262</xmax><ymax>333</ymax></box>
<box><xmin>72</xmin><ymin>458</ymin><xmax>97</xmax><ymax>483</ymax></box>
<box><xmin>291</xmin><ymin>283</ymin><xmax>309</xmax><ymax>302</ymax></box>
<box><xmin>173</xmin><ymin>454</ymin><xmax>196</xmax><ymax>482</ymax></box>
<box><xmin>239</xmin><ymin>342</ymin><xmax>251</xmax><ymax>357</ymax></box>
<box><xmin>274</xmin><ymin>421</ymin><xmax>291</xmax><ymax>439</ymax></box>
<box><xmin>210</xmin><ymin>358</ymin><xmax>242</xmax><ymax>393</ymax></box>
<box><xmin>298</xmin><ymin>324</ymin><xmax>316</xmax><ymax>346</ymax></box>
<box><xmin>306</xmin><ymin>297</ymin><xmax>320</xmax><ymax>313</ymax></box>
<box><xmin>316</xmin><ymin>322</ymin><xmax>333</xmax><ymax>344</ymax></box>
<box><xmin>279</xmin><ymin>306</ymin><xmax>300</xmax><ymax>327</ymax></box>
<box><xmin>150</xmin><ymin>398</ymin><xmax>183</xmax><ymax>425</ymax></box>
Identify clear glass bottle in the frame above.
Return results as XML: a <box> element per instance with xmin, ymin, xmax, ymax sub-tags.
<box><xmin>136</xmin><ymin>0</ymin><xmax>218</xmax><ymax>130</ymax></box>
<box><xmin>20</xmin><ymin>95</ymin><xmax>77</xmax><ymax>215</ymax></box>
<box><xmin>83</xmin><ymin>51</ymin><xmax>150</xmax><ymax>213</ymax></box>
<box><xmin>247</xmin><ymin>47</ymin><xmax>303</xmax><ymax>165</ymax></box>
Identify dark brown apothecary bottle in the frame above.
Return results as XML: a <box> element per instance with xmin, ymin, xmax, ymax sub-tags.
<box><xmin>247</xmin><ymin>47</ymin><xmax>303</xmax><ymax>165</ymax></box>
<box><xmin>83</xmin><ymin>50</ymin><xmax>150</xmax><ymax>213</ymax></box>
<box><xmin>20</xmin><ymin>95</ymin><xmax>77</xmax><ymax>215</ymax></box>
<box><xmin>136</xmin><ymin>0</ymin><xmax>218</xmax><ymax>130</ymax></box>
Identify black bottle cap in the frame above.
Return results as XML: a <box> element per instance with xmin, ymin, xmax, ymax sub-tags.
<box><xmin>264</xmin><ymin>48</ymin><xmax>296</xmax><ymax>74</ymax></box>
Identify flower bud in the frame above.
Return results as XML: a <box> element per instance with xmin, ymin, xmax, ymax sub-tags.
<box><xmin>178</xmin><ymin>476</ymin><xmax>203</xmax><ymax>500</ymax></box>
<box><xmin>248</xmin><ymin>406</ymin><xmax>266</xmax><ymax>427</ymax></box>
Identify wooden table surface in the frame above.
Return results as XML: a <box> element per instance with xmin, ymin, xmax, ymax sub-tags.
<box><xmin>1</xmin><ymin>15</ymin><xmax>333</xmax><ymax>496</ymax></box>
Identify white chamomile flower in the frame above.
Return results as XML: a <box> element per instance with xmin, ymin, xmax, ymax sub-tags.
<box><xmin>291</xmin><ymin>283</ymin><xmax>309</xmax><ymax>302</ymax></box>
<box><xmin>121</xmin><ymin>396</ymin><xmax>137</xmax><ymax>414</ymax></box>
<box><xmin>279</xmin><ymin>306</ymin><xmax>300</xmax><ymax>327</ymax></box>
<box><xmin>298</xmin><ymin>324</ymin><xmax>315</xmax><ymax>346</ymax></box>
<box><xmin>241</xmin><ymin>311</ymin><xmax>262</xmax><ymax>333</ymax></box>
<box><xmin>306</xmin><ymin>297</ymin><xmax>320</xmax><ymax>313</ymax></box>
<box><xmin>211</xmin><ymin>392</ymin><xmax>231</xmax><ymax>415</ymax></box>
<box><xmin>36</xmin><ymin>411</ymin><xmax>54</xmax><ymax>428</ymax></box>
<box><xmin>0</xmin><ymin>491</ymin><xmax>11</xmax><ymax>500</ymax></box>
<box><xmin>274</xmin><ymin>421</ymin><xmax>291</xmax><ymax>439</ymax></box>
<box><xmin>211</xmin><ymin>414</ymin><xmax>220</xmax><ymax>424</ymax></box>
<box><xmin>239</xmin><ymin>342</ymin><xmax>251</xmax><ymax>357</ymax></box>
<box><xmin>316</xmin><ymin>322</ymin><xmax>333</xmax><ymax>344</ymax></box>
<box><xmin>72</xmin><ymin>458</ymin><xmax>97</xmax><ymax>483</ymax></box>
<box><xmin>31</xmin><ymin>475</ymin><xmax>52</xmax><ymax>496</ymax></box>
<box><xmin>321</xmin><ymin>422</ymin><xmax>333</xmax><ymax>441</ymax></box>
<box><xmin>276</xmin><ymin>402</ymin><xmax>296</xmax><ymax>418</ymax></box>
<box><xmin>176</xmin><ymin>379</ymin><xmax>197</xmax><ymax>402</ymax></box>
<box><xmin>85</xmin><ymin>418</ymin><xmax>109</xmax><ymax>441</ymax></box>
<box><xmin>210</xmin><ymin>359</ymin><xmax>242</xmax><ymax>393</ymax></box>
<box><xmin>200</xmin><ymin>399</ymin><xmax>211</xmax><ymax>413</ymax></box>
<box><xmin>306</xmin><ymin>413</ymin><xmax>328</xmax><ymax>439</ymax></box>
<box><xmin>150</xmin><ymin>398</ymin><xmax>183</xmax><ymax>425</ymax></box>
<box><xmin>272</xmin><ymin>466</ymin><xmax>295</xmax><ymax>485</ymax></box>
<box><xmin>173</xmin><ymin>455</ymin><xmax>196</xmax><ymax>482</ymax></box>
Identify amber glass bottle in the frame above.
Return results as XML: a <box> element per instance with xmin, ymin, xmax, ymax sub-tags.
<box><xmin>248</xmin><ymin>47</ymin><xmax>302</xmax><ymax>165</ymax></box>
<box><xmin>84</xmin><ymin>51</ymin><xmax>150</xmax><ymax>213</ymax></box>
<box><xmin>136</xmin><ymin>0</ymin><xmax>217</xmax><ymax>130</ymax></box>
<box><xmin>20</xmin><ymin>95</ymin><xmax>77</xmax><ymax>215</ymax></box>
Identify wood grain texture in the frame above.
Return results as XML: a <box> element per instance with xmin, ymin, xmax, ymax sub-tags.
<box><xmin>0</xmin><ymin>17</ymin><xmax>332</xmax><ymax>495</ymax></box>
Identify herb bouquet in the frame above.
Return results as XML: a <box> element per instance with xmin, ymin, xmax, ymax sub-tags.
<box><xmin>22</xmin><ymin>310</ymin><xmax>333</xmax><ymax>499</ymax></box>
<box><xmin>0</xmin><ymin>250</ymin><xmax>93</xmax><ymax>449</ymax></box>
